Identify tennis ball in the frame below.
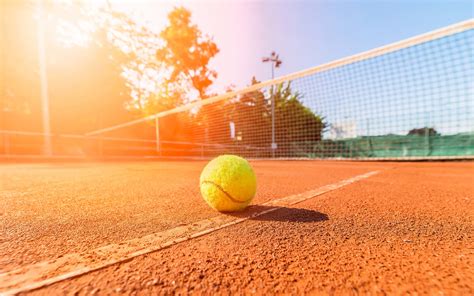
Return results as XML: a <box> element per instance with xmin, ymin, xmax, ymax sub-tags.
<box><xmin>200</xmin><ymin>155</ymin><xmax>257</xmax><ymax>212</ymax></box>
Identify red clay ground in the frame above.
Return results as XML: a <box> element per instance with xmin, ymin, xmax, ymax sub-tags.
<box><xmin>1</xmin><ymin>161</ymin><xmax>382</xmax><ymax>271</ymax></box>
<box><xmin>1</xmin><ymin>161</ymin><xmax>473</xmax><ymax>294</ymax></box>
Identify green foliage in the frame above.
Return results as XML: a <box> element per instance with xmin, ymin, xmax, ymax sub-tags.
<box><xmin>218</xmin><ymin>78</ymin><xmax>326</xmax><ymax>155</ymax></box>
<box><xmin>273</xmin><ymin>83</ymin><xmax>325</xmax><ymax>144</ymax></box>
<box><xmin>227</xmin><ymin>77</ymin><xmax>271</xmax><ymax>146</ymax></box>
<box><xmin>156</xmin><ymin>7</ymin><xmax>219</xmax><ymax>99</ymax></box>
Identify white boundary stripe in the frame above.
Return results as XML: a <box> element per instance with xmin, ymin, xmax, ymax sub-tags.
<box><xmin>86</xmin><ymin>19</ymin><xmax>473</xmax><ymax>136</ymax></box>
<box><xmin>0</xmin><ymin>171</ymin><xmax>379</xmax><ymax>295</ymax></box>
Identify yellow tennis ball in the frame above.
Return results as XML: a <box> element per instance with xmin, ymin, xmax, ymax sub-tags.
<box><xmin>200</xmin><ymin>155</ymin><xmax>257</xmax><ymax>212</ymax></box>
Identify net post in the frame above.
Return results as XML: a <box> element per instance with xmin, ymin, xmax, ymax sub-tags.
<box><xmin>271</xmin><ymin>142</ymin><xmax>277</xmax><ymax>158</ymax></box>
<box><xmin>155</xmin><ymin>117</ymin><xmax>160</xmax><ymax>155</ymax></box>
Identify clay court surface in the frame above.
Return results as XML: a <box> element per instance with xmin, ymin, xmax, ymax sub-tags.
<box><xmin>1</xmin><ymin>160</ymin><xmax>473</xmax><ymax>294</ymax></box>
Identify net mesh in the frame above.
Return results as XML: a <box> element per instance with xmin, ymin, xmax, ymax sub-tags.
<box><xmin>87</xmin><ymin>21</ymin><xmax>473</xmax><ymax>159</ymax></box>
<box><xmin>3</xmin><ymin>20</ymin><xmax>473</xmax><ymax>159</ymax></box>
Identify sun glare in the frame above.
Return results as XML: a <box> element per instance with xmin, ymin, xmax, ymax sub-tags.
<box><xmin>56</xmin><ymin>19</ymin><xmax>92</xmax><ymax>47</ymax></box>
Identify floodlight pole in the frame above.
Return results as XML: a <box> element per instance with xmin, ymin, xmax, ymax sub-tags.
<box><xmin>262</xmin><ymin>52</ymin><xmax>282</xmax><ymax>158</ymax></box>
<box><xmin>271</xmin><ymin>63</ymin><xmax>275</xmax><ymax>157</ymax></box>
<box><xmin>37</xmin><ymin>0</ymin><xmax>52</xmax><ymax>156</ymax></box>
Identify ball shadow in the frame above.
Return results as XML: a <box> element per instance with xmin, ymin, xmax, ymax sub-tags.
<box><xmin>226</xmin><ymin>205</ymin><xmax>329</xmax><ymax>223</ymax></box>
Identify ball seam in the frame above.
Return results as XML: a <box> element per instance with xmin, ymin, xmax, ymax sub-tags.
<box><xmin>200</xmin><ymin>180</ymin><xmax>248</xmax><ymax>204</ymax></box>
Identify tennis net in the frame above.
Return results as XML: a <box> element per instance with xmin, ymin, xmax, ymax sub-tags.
<box><xmin>56</xmin><ymin>20</ymin><xmax>474</xmax><ymax>159</ymax></box>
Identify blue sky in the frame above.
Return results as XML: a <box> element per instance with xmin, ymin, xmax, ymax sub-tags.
<box><xmin>250</xmin><ymin>0</ymin><xmax>472</xmax><ymax>83</ymax></box>
<box><xmin>184</xmin><ymin>0</ymin><xmax>472</xmax><ymax>90</ymax></box>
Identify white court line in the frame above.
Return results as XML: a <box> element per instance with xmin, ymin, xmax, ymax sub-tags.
<box><xmin>0</xmin><ymin>170</ymin><xmax>379</xmax><ymax>295</ymax></box>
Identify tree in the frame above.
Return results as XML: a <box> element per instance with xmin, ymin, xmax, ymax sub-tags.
<box><xmin>1</xmin><ymin>0</ymin><xmax>164</xmax><ymax>134</ymax></box>
<box><xmin>220</xmin><ymin>78</ymin><xmax>326</xmax><ymax>156</ymax></box>
<box><xmin>156</xmin><ymin>7</ymin><xmax>219</xmax><ymax>101</ymax></box>
<box><xmin>1</xmin><ymin>0</ymin><xmax>42</xmax><ymax>131</ymax></box>
<box><xmin>135</xmin><ymin>7</ymin><xmax>220</xmax><ymax>149</ymax></box>
<box><xmin>228</xmin><ymin>77</ymin><xmax>271</xmax><ymax>146</ymax></box>
<box><xmin>272</xmin><ymin>83</ymin><xmax>326</xmax><ymax>156</ymax></box>
<box><xmin>47</xmin><ymin>25</ymin><xmax>132</xmax><ymax>134</ymax></box>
